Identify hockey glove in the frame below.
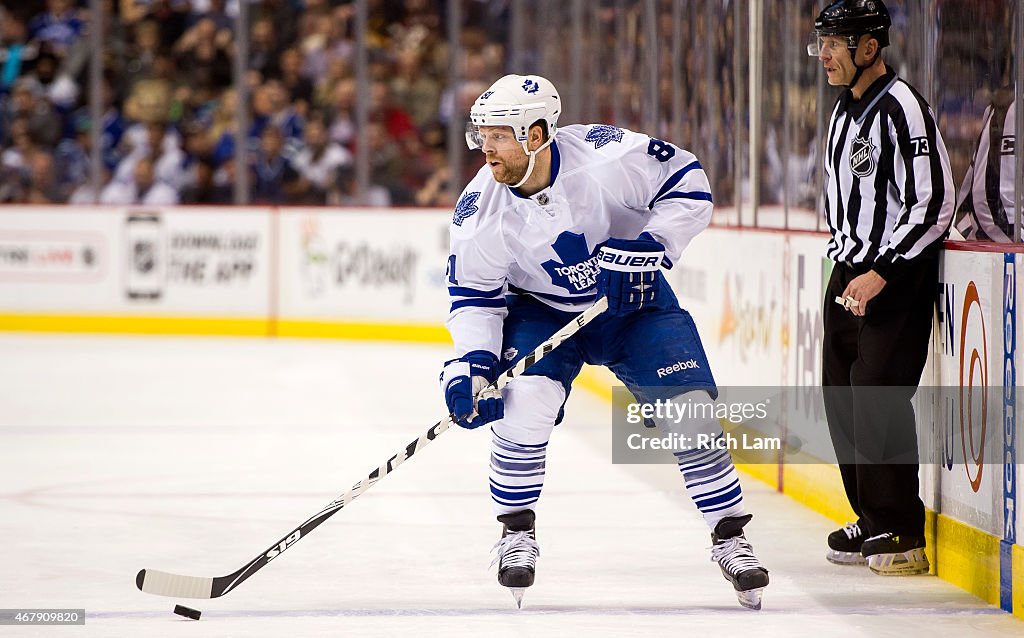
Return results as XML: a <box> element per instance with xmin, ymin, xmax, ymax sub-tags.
<box><xmin>596</xmin><ymin>234</ymin><xmax>665</xmax><ymax>316</ymax></box>
<box><xmin>440</xmin><ymin>350</ymin><xmax>504</xmax><ymax>429</ymax></box>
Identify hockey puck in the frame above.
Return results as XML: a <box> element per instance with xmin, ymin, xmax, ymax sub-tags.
<box><xmin>173</xmin><ymin>604</ymin><xmax>201</xmax><ymax>620</ymax></box>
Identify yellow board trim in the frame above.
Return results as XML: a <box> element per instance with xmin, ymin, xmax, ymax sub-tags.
<box><xmin>276</xmin><ymin>319</ymin><xmax>452</xmax><ymax>343</ymax></box>
<box><xmin>0</xmin><ymin>313</ymin><xmax>455</xmax><ymax>343</ymax></box>
<box><xmin>0</xmin><ymin>313</ymin><xmax>270</xmax><ymax>336</ymax></box>
<box><xmin>934</xmin><ymin>512</ymin><xmax>1001</xmax><ymax>605</ymax></box>
<box><xmin>781</xmin><ymin>462</ymin><xmax>857</xmax><ymax>525</ymax></box>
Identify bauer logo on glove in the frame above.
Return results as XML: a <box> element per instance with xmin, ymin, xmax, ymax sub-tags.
<box><xmin>595</xmin><ymin>233</ymin><xmax>665</xmax><ymax>316</ymax></box>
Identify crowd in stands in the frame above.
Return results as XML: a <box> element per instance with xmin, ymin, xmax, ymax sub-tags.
<box><xmin>0</xmin><ymin>0</ymin><xmax>499</xmax><ymax>207</ymax></box>
<box><xmin>0</xmin><ymin>0</ymin><xmax>1019</xmax><ymax>241</ymax></box>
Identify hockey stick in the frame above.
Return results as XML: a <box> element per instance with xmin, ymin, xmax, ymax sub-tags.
<box><xmin>136</xmin><ymin>297</ymin><xmax>608</xmax><ymax>599</ymax></box>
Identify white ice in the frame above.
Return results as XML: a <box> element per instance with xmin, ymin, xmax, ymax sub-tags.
<box><xmin>0</xmin><ymin>333</ymin><xmax>1020</xmax><ymax>637</ymax></box>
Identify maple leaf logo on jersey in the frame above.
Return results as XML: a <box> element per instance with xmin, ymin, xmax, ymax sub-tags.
<box><xmin>541</xmin><ymin>231</ymin><xmax>601</xmax><ymax>295</ymax></box>
<box><xmin>585</xmin><ymin>125</ymin><xmax>625</xmax><ymax>149</ymax></box>
<box><xmin>452</xmin><ymin>192</ymin><xmax>481</xmax><ymax>227</ymax></box>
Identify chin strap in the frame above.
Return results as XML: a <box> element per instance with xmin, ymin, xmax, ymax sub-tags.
<box><xmin>845</xmin><ymin>45</ymin><xmax>881</xmax><ymax>88</ymax></box>
<box><xmin>510</xmin><ymin>137</ymin><xmax>555</xmax><ymax>189</ymax></box>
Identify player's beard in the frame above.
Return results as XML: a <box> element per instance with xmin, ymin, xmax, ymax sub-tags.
<box><xmin>489</xmin><ymin>152</ymin><xmax>530</xmax><ymax>185</ymax></box>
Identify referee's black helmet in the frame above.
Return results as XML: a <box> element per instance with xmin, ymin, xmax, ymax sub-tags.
<box><xmin>814</xmin><ymin>0</ymin><xmax>891</xmax><ymax>48</ymax></box>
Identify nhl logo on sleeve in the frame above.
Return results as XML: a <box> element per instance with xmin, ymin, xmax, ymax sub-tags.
<box><xmin>849</xmin><ymin>136</ymin><xmax>876</xmax><ymax>178</ymax></box>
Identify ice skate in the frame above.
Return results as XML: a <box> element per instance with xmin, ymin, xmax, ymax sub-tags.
<box><xmin>490</xmin><ymin>510</ymin><xmax>539</xmax><ymax>608</ymax></box>
<box><xmin>861</xmin><ymin>532</ymin><xmax>929</xmax><ymax>576</ymax></box>
<box><xmin>827</xmin><ymin>521</ymin><xmax>868</xmax><ymax>565</ymax></box>
<box><xmin>710</xmin><ymin>514</ymin><xmax>769</xmax><ymax>610</ymax></box>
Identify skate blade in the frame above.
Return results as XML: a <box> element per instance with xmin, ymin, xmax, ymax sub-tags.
<box><xmin>510</xmin><ymin>587</ymin><xmax>525</xmax><ymax>608</ymax></box>
<box><xmin>826</xmin><ymin>549</ymin><xmax>868</xmax><ymax>566</ymax></box>
<box><xmin>736</xmin><ymin>587</ymin><xmax>764</xmax><ymax>610</ymax></box>
<box><xmin>867</xmin><ymin>548</ymin><xmax>929</xmax><ymax>576</ymax></box>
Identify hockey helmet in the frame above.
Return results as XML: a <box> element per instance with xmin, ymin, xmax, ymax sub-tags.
<box><xmin>465</xmin><ymin>74</ymin><xmax>561</xmax><ymax>151</ymax></box>
<box><xmin>808</xmin><ymin>0</ymin><xmax>890</xmax><ymax>56</ymax></box>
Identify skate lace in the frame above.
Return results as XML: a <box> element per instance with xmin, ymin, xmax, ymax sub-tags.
<box><xmin>489</xmin><ymin>531</ymin><xmax>540</xmax><ymax>570</ymax></box>
<box><xmin>843</xmin><ymin>522</ymin><xmax>863</xmax><ymax>540</ymax></box>
<box><xmin>710</xmin><ymin>536</ymin><xmax>763</xmax><ymax>576</ymax></box>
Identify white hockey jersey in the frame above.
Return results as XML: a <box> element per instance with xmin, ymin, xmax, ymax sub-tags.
<box><xmin>446</xmin><ymin>124</ymin><xmax>713</xmax><ymax>358</ymax></box>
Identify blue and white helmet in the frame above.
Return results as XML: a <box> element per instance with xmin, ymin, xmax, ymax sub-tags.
<box><xmin>465</xmin><ymin>74</ymin><xmax>561</xmax><ymax>151</ymax></box>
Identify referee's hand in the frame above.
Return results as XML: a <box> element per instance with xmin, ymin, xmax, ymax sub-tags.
<box><xmin>841</xmin><ymin>271</ymin><xmax>886</xmax><ymax>317</ymax></box>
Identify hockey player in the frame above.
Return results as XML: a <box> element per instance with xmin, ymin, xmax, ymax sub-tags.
<box><xmin>439</xmin><ymin>74</ymin><xmax>769</xmax><ymax>609</ymax></box>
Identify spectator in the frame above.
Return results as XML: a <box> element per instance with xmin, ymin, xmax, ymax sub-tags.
<box><xmin>121</xmin><ymin>19</ymin><xmax>164</xmax><ymax>95</ymax></box>
<box><xmin>369</xmin><ymin>79</ymin><xmax>418</xmax><ymax>153</ymax></box>
<box><xmin>324</xmin><ymin>77</ymin><xmax>356</xmax><ymax>151</ymax></box>
<box><xmin>85</xmin><ymin>75</ymin><xmax>126</xmax><ymax>171</ymax></box>
<box><xmin>23</xmin><ymin>49</ymin><xmax>77</xmax><ymax>110</ymax></box>
<box><xmin>366</xmin><ymin>119</ymin><xmax>410</xmax><ymax>205</ymax></box>
<box><xmin>250</xmin><ymin>125</ymin><xmax>298</xmax><ymax>204</ymax></box>
<box><xmin>247</xmin><ymin>16</ymin><xmax>281</xmax><ymax>80</ymax></box>
<box><xmin>302</xmin><ymin>5</ymin><xmax>354</xmax><ymax>83</ymax></box>
<box><xmin>27</xmin><ymin>0</ymin><xmax>85</xmax><ymax>58</ymax></box>
<box><xmin>144</xmin><ymin>0</ymin><xmax>193</xmax><ymax>51</ymax></box>
<box><xmin>276</xmin><ymin>47</ymin><xmax>314</xmax><ymax>115</ymax></box>
<box><xmin>187</xmin><ymin>0</ymin><xmax>232</xmax><ymax>32</ymax></box>
<box><xmin>3</xmin><ymin>77</ymin><xmax>60</xmax><ymax>148</ymax></box>
<box><xmin>101</xmin><ymin>154</ymin><xmax>179</xmax><ymax>204</ymax></box>
<box><xmin>54</xmin><ymin>113</ymin><xmax>91</xmax><ymax>199</ymax></box>
<box><xmin>181</xmin><ymin>158</ymin><xmax>231</xmax><ymax>203</ymax></box>
<box><xmin>390</xmin><ymin>48</ymin><xmax>441</xmax><ymax>130</ymax></box>
<box><xmin>174</xmin><ymin>17</ymin><xmax>233</xmax><ymax>93</ymax></box>
<box><xmin>1</xmin><ymin>116</ymin><xmax>40</xmax><ymax>178</ymax></box>
<box><xmin>24</xmin><ymin>150</ymin><xmax>63</xmax><ymax>203</ymax></box>
<box><xmin>206</xmin><ymin>87</ymin><xmax>240</xmax><ymax>167</ymax></box>
<box><xmin>251</xmin><ymin>80</ymin><xmax>302</xmax><ymax>150</ymax></box>
<box><xmin>0</xmin><ymin>10</ymin><xmax>36</xmax><ymax>96</ymax></box>
<box><xmin>115</xmin><ymin>120</ymin><xmax>187</xmax><ymax>190</ymax></box>
<box><xmin>414</xmin><ymin>145</ymin><xmax>454</xmax><ymax>207</ymax></box>
<box><xmin>291</xmin><ymin>115</ymin><xmax>352</xmax><ymax>204</ymax></box>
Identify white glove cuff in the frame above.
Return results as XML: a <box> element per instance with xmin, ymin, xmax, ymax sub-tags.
<box><xmin>440</xmin><ymin>360</ymin><xmax>471</xmax><ymax>391</ymax></box>
<box><xmin>598</xmin><ymin>246</ymin><xmax>664</xmax><ymax>272</ymax></box>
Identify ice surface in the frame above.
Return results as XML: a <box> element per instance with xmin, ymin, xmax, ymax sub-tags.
<box><xmin>0</xmin><ymin>334</ymin><xmax>1019</xmax><ymax>637</ymax></box>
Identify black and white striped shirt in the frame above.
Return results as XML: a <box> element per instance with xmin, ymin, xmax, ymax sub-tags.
<box><xmin>954</xmin><ymin>89</ymin><xmax>1016</xmax><ymax>242</ymax></box>
<box><xmin>822</xmin><ymin>66</ymin><xmax>954</xmax><ymax>280</ymax></box>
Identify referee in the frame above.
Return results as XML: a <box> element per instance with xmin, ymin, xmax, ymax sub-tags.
<box><xmin>953</xmin><ymin>87</ymin><xmax>1017</xmax><ymax>242</ymax></box>
<box><xmin>809</xmin><ymin>0</ymin><xmax>954</xmax><ymax>576</ymax></box>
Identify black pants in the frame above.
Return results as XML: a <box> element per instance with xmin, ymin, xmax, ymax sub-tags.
<box><xmin>821</xmin><ymin>256</ymin><xmax>938</xmax><ymax>537</ymax></box>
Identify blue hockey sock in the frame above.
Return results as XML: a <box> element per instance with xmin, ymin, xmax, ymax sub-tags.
<box><xmin>489</xmin><ymin>433</ymin><xmax>548</xmax><ymax>515</ymax></box>
<box><xmin>673</xmin><ymin>438</ymin><xmax>747</xmax><ymax>528</ymax></box>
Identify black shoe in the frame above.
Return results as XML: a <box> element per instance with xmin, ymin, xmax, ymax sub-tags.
<box><xmin>861</xmin><ymin>532</ymin><xmax>928</xmax><ymax>576</ymax></box>
<box><xmin>711</xmin><ymin>514</ymin><xmax>770</xmax><ymax>610</ymax></box>
<box><xmin>826</xmin><ymin>521</ymin><xmax>867</xmax><ymax>565</ymax></box>
<box><xmin>491</xmin><ymin>510</ymin><xmax>540</xmax><ymax>607</ymax></box>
